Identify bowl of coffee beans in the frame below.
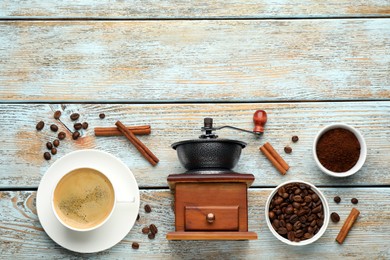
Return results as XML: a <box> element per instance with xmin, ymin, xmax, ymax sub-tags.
<box><xmin>313</xmin><ymin>123</ymin><xmax>367</xmax><ymax>177</ymax></box>
<box><xmin>265</xmin><ymin>180</ymin><xmax>329</xmax><ymax>246</ymax></box>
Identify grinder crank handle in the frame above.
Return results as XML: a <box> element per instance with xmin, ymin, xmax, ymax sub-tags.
<box><xmin>253</xmin><ymin>110</ymin><xmax>267</xmax><ymax>134</ymax></box>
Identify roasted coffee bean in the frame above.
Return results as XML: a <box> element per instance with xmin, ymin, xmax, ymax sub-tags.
<box><xmin>70</xmin><ymin>113</ymin><xmax>80</xmax><ymax>121</ymax></box>
<box><xmin>289</xmin><ymin>215</ymin><xmax>298</xmax><ymax>224</ymax></box>
<box><xmin>142</xmin><ymin>227</ymin><xmax>150</xmax><ymax>234</ymax></box>
<box><xmin>144</xmin><ymin>204</ymin><xmax>152</xmax><ymax>213</ymax></box>
<box><xmin>148</xmin><ymin>233</ymin><xmax>155</xmax><ymax>239</ymax></box>
<box><xmin>54</xmin><ymin>110</ymin><xmax>61</xmax><ymax>120</ymax></box>
<box><xmin>295</xmin><ymin>230</ymin><xmax>304</xmax><ymax>238</ymax></box>
<box><xmin>132</xmin><ymin>242</ymin><xmax>139</xmax><ymax>249</ymax></box>
<box><xmin>74</xmin><ymin>123</ymin><xmax>82</xmax><ymax>130</ymax></box>
<box><xmin>46</xmin><ymin>142</ymin><xmax>53</xmax><ymax>150</ymax></box>
<box><xmin>310</xmin><ymin>220</ymin><xmax>317</xmax><ymax>227</ymax></box>
<box><xmin>293</xmin><ymin>221</ymin><xmax>302</xmax><ymax>231</ymax></box>
<box><xmin>72</xmin><ymin>131</ymin><xmax>80</xmax><ymax>140</ymax></box>
<box><xmin>51</xmin><ymin>148</ymin><xmax>57</xmax><ymax>155</ymax></box>
<box><xmin>278</xmin><ymin>187</ymin><xmax>285</xmax><ymax>196</ymax></box>
<box><xmin>312</xmin><ymin>205</ymin><xmax>322</xmax><ymax>214</ymax></box>
<box><xmin>292</xmin><ymin>202</ymin><xmax>301</xmax><ymax>209</ymax></box>
<box><xmin>294</xmin><ymin>188</ymin><xmax>301</xmax><ymax>195</ymax></box>
<box><xmin>284</xmin><ymin>146</ymin><xmax>292</xmax><ymax>154</ymax></box>
<box><xmin>269</xmin><ymin>211</ymin><xmax>276</xmax><ymax>220</ymax></box>
<box><xmin>330</xmin><ymin>212</ymin><xmax>340</xmax><ymax>223</ymax></box>
<box><xmin>82</xmin><ymin>122</ymin><xmax>89</xmax><ymax>129</ymax></box>
<box><xmin>53</xmin><ymin>139</ymin><xmax>60</xmax><ymax>147</ymax></box>
<box><xmin>351</xmin><ymin>198</ymin><xmax>358</xmax><ymax>204</ymax></box>
<box><xmin>272</xmin><ymin>219</ymin><xmax>280</xmax><ymax>228</ymax></box>
<box><xmin>287</xmin><ymin>231</ymin><xmax>295</xmax><ymax>241</ymax></box>
<box><xmin>50</xmin><ymin>124</ymin><xmax>58</xmax><ymax>132</ymax></box>
<box><xmin>292</xmin><ymin>135</ymin><xmax>299</xmax><ymax>142</ymax></box>
<box><xmin>286</xmin><ymin>223</ymin><xmax>293</xmax><ymax>231</ymax></box>
<box><xmin>304</xmin><ymin>196</ymin><xmax>312</xmax><ymax>203</ymax></box>
<box><xmin>285</xmin><ymin>205</ymin><xmax>294</xmax><ymax>214</ymax></box>
<box><xmin>334</xmin><ymin>196</ymin><xmax>341</xmax><ymax>203</ymax></box>
<box><xmin>293</xmin><ymin>195</ymin><xmax>303</xmax><ymax>202</ymax></box>
<box><xmin>277</xmin><ymin>227</ymin><xmax>288</xmax><ymax>235</ymax></box>
<box><xmin>311</xmin><ymin>193</ymin><xmax>319</xmax><ymax>202</ymax></box>
<box><xmin>44</xmin><ymin>152</ymin><xmax>51</xmax><ymax>160</ymax></box>
<box><xmin>274</xmin><ymin>197</ymin><xmax>283</xmax><ymax>205</ymax></box>
<box><xmin>36</xmin><ymin>121</ymin><xmax>45</xmax><ymax>131</ymax></box>
<box><xmin>304</xmin><ymin>233</ymin><xmax>313</xmax><ymax>239</ymax></box>
<box><xmin>279</xmin><ymin>220</ymin><xmax>286</xmax><ymax>227</ymax></box>
<box><xmin>58</xmin><ymin>132</ymin><xmax>66</xmax><ymax>140</ymax></box>
<box><xmin>99</xmin><ymin>113</ymin><xmax>105</xmax><ymax>119</ymax></box>
<box><xmin>150</xmin><ymin>224</ymin><xmax>158</xmax><ymax>234</ymax></box>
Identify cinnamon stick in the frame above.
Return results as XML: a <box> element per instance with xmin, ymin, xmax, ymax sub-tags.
<box><xmin>115</xmin><ymin>121</ymin><xmax>159</xmax><ymax>166</ymax></box>
<box><xmin>336</xmin><ymin>208</ymin><xmax>360</xmax><ymax>244</ymax></box>
<box><xmin>94</xmin><ymin>125</ymin><xmax>151</xmax><ymax>136</ymax></box>
<box><xmin>263</xmin><ymin>142</ymin><xmax>290</xmax><ymax>171</ymax></box>
<box><xmin>260</xmin><ymin>145</ymin><xmax>287</xmax><ymax>175</ymax></box>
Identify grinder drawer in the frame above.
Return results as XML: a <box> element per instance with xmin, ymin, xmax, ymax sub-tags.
<box><xmin>185</xmin><ymin>206</ymin><xmax>239</xmax><ymax>231</ymax></box>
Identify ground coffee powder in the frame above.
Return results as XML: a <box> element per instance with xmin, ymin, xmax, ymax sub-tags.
<box><xmin>316</xmin><ymin>128</ymin><xmax>360</xmax><ymax>172</ymax></box>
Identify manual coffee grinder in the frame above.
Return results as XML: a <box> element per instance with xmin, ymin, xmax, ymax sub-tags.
<box><xmin>166</xmin><ymin>110</ymin><xmax>267</xmax><ymax>240</ymax></box>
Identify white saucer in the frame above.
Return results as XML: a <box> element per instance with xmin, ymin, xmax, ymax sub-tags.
<box><xmin>37</xmin><ymin>149</ymin><xmax>140</xmax><ymax>253</ymax></box>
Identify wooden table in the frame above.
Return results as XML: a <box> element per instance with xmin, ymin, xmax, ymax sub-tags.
<box><xmin>1</xmin><ymin>1</ymin><xmax>389</xmax><ymax>258</ymax></box>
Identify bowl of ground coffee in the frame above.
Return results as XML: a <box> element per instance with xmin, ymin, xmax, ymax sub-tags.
<box><xmin>265</xmin><ymin>180</ymin><xmax>329</xmax><ymax>246</ymax></box>
<box><xmin>313</xmin><ymin>123</ymin><xmax>367</xmax><ymax>177</ymax></box>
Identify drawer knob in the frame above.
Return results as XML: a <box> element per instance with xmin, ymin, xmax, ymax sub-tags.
<box><xmin>206</xmin><ymin>213</ymin><xmax>215</xmax><ymax>223</ymax></box>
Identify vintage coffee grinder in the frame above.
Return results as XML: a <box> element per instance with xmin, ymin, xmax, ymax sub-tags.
<box><xmin>166</xmin><ymin>110</ymin><xmax>267</xmax><ymax>240</ymax></box>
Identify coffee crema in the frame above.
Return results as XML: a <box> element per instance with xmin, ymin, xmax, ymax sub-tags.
<box><xmin>53</xmin><ymin>168</ymin><xmax>115</xmax><ymax>230</ymax></box>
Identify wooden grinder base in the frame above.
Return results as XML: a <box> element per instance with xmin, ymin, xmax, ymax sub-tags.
<box><xmin>166</xmin><ymin>173</ymin><xmax>257</xmax><ymax>240</ymax></box>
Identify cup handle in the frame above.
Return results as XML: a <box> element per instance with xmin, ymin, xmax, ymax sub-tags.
<box><xmin>116</xmin><ymin>195</ymin><xmax>136</xmax><ymax>204</ymax></box>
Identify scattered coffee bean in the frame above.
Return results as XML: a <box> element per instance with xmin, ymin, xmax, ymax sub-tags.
<box><xmin>331</xmin><ymin>212</ymin><xmax>340</xmax><ymax>223</ymax></box>
<box><xmin>53</xmin><ymin>139</ymin><xmax>60</xmax><ymax>147</ymax></box>
<box><xmin>269</xmin><ymin>182</ymin><xmax>324</xmax><ymax>242</ymax></box>
<box><xmin>36</xmin><ymin>121</ymin><xmax>45</xmax><ymax>131</ymax></box>
<box><xmin>58</xmin><ymin>132</ymin><xmax>66</xmax><ymax>140</ymax></box>
<box><xmin>142</xmin><ymin>227</ymin><xmax>150</xmax><ymax>234</ymax></box>
<box><xmin>136</xmin><ymin>214</ymin><xmax>140</xmax><ymax>221</ymax></box>
<box><xmin>284</xmin><ymin>146</ymin><xmax>292</xmax><ymax>154</ymax></box>
<box><xmin>50</xmin><ymin>124</ymin><xmax>58</xmax><ymax>132</ymax></box>
<box><xmin>82</xmin><ymin>122</ymin><xmax>89</xmax><ymax>130</ymax></box>
<box><xmin>72</xmin><ymin>131</ymin><xmax>80</xmax><ymax>140</ymax></box>
<box><xmin>46</xmin><ymin>142</ymin><xmax>53</xmax><ymax>150</ymax></box>
<box><xmin>70</xmin><ymin>113</ymin><xmax>80</xmax><ymax>121</ymax></box>
<box><xmin>351</xmin><ymin>198</ymin><xmax>358</xmax><ymax>204</ymax></box>
<box><xmin>74</xmin><ymin>123</ymin><xmax>82</xmax><ymax>130</ymax></box>
<box><xmin>99</xmin><ymin>113</ymin><xmax>105</xmax><ymax>119</ymax></box>
<box><xmin>144</xmin><ymin>204</ymin><xmax>152</xmax><ymax>213</ymax></box>
<box><xmin>334</xmin><ymin>196</ymin><xmax>341</xmax><ymax>203</ymax></box>
<box><xmin>149</xmin><ymin>224</ymin><xmax>158</xmax><ymax>235</ymax></box>
<box><xmin>131</xmin><ymin>242</ymin><xmax>139</xmax><ymax>249</ymax></box>
<box><xmin>51</xmin><ymin>148</ymin><xmax>57</xmax><ymax>155</ymax></box>
<box><xmin>292</xmin><ymin>135</ymin><xmax>299</xmax><ymax>142</ymax></box>
<box><xmin>53</xmin><ymin>110</ymin><xmax>61</xmax><ymax>120</ymax></box>
<box><xmin>148</xmin><ymin>233</ymin><xmax>155</xmax><ymax>239</ymax></box>
<box><xmin>44</xmin><ymin>152</ymin><xmax>51</xmax><ymax>160</ymax></box>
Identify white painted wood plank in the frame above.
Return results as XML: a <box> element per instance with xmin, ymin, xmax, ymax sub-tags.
<box><xmin>0</xmin><ymin>102</ymin><xmax>389</xmax><ymax>188</ymax></box>
<box><xmin>0</xmin><ymin>20</ymin><xmax>389</xmax><ymax>102</ymax></box>
<box><xmin>0</xmin><ymin>0</ymin><xmax>389</xmax><ymax>18</ymax></box>
<box><xmin>1</xmin><ymin>188</ymin><xmax>389</xmax><ymax>258</ymax></box>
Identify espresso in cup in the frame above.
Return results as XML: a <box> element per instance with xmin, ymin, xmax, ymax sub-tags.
<box><xmin>53</xmin><ymin>168</ymin><xmax>115</xmax><ymax>230</ymax></box>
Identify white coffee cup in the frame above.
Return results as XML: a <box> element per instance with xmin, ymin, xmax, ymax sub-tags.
<box><xmin>51</xmin><ymin>167</ymin><xmax>134</xmax><ymax>232</ymax></box>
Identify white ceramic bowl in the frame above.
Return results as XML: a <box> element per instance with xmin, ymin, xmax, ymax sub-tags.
<box><xmin>265</xmin><ymin>180</ymin><xmax>329</xmax><ymax>246</ymax></box>
<box><xmin>313</xmin><ymin>123</ymin><xmax>367</xmax><ymax>177</ymax></box>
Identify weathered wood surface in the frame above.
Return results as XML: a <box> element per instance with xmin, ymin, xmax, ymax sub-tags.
<box><xmin>1</xmin><ymin>102</ymin><xmax>389</xmax><ymax>189</ymax></box>
<box><xmin>0</xmin><ymin>0</ymin><xmax>389</xmax><ymax>18</ymax></box>
<box><xmin>1</xmin><ymin>189</ymin><xmax>389</xmax><ymax>258</ymax></box>
<box><xmin>0</xmin><ymin>20</ymin><xmax>389</xmax><ymax>102</ymax></box>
